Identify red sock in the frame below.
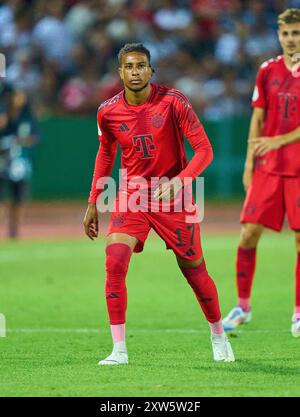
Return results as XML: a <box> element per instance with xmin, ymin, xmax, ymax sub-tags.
<box><xmin>180</xmin><ymin>261</ymin><xmax>221</xmax><ymax>323</ymax></box>
<box><xmin>295</xmin><ymin>253</ymin><xmax>300</xmax><ymax>317</ymax></box>
<box><xmin>105</xmin><ymin>243</ymin><xmax>132</xmax><ymax>325</ymax></box>
<box><xmin>236</xmin><ymin>247</ymin><xmax>256</xmax><ymax>306</ymax></box>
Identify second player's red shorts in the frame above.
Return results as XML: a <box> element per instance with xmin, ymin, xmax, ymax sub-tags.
<box><xmin>107</xmin><ymin>196</ymin><xmax>203</xmax><ymax>261</ymax></box>
<box><xmin>240</xmin><ymin>169</ymin><xmax>300</xmax><ymax>231</ymax></box>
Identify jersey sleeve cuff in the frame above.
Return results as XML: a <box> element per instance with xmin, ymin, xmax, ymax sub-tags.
<box><xmin>88</xmin><ymin>192</ymin><xmax>100</xmax><ymax>204</ymax></box>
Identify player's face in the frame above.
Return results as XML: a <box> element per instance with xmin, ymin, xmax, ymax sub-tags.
<box><xmin>278</xmin><ymin>22</ymin><xmax>300</xmax><ymax>57</ymax></box>
<box><xmin>119</xmin><ymin>52</ymin><xmax>153</xmax><ymax>92</ymax></box>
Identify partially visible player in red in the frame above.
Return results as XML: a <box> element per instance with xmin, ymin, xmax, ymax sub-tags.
<box><xmin>223</xmin><ymin>9</ymin><xmax>300</xmax><ymax>337</ymax></box>
<box><xmin>84</xmin><ymin>43</ymin><xmax>235</xmax><ymax>364</ymax></box>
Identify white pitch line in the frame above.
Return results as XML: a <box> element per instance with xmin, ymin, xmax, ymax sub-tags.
<box><xmin>5</xmin><ymin>328</ymin><xmax>290</xmax><ymax>334</ymax></box>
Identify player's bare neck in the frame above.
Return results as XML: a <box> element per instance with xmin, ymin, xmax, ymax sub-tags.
<box><xmin>125</xmin><ymin>84</ymin><xmax>151</xmax><ymax>106</ymax></box>
<box><xmin>283</xmin><ymin>53</ymin><xmax>298</xmax><ymax>71</ymax></box>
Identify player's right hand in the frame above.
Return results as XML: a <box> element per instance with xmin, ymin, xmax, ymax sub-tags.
<box><xmin>83</xmin><ymin>204</ymin><xmax>99</xmax><ymax>240</ymax></box>
<box><xmin>243</xmin><ymin>168</ymin><xmax>253</xmax><ymax>192</ymax></box>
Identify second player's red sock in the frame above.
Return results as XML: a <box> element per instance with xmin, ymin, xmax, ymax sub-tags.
<box><xmin>293</xmin><ymin>253</ymin><xmax>300</xmax><ymax>321</ymax></box>
<box><xmin>105</xmin><ymin>243</ymin><xmax>132</xmax><ymax>325</ymax></box>
<box><xmin>180</xmin><ymin>261</ymin><xmax>221</xmax><ymax>323</ymax></box>
<box><xmin>236</xmin><ymin>246</ymin><xmax>256</xmax><ymax>311</ymax></box>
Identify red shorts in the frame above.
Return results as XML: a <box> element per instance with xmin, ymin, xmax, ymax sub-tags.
<box><xmin>107</xmin><ymin>198</ymin><xmax>202</xmax><ymax>261</ymax></box>
<box><xmin>240</xmin><ymin>169</ymin><xmax>300</xmax><ymax>231</ymax></box>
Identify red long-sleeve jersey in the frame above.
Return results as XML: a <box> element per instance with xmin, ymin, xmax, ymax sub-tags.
<box><xmin>252</xmin><ymin>55</ymin><xmax>300</xmax><ymax>176</ymax></box>
<box><xmin>89</xmin><ymin>83</ymin><xmax>213</xmax><ymax>204</ymax></box>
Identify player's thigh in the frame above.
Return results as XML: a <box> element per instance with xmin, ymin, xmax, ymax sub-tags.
<box><xmin>149</xmin><ymin>211</ymin><xmax>203</xmax><ymax>263</ymax></box>
<box><xmin>284</xmin><ymin>176</ymin><xmax>300</xmax><ymax>232</ymax></box>
<box><xmin>106</xmin><ymin>233</ymin><xmax>138</xmax><ymax>251</ymax></box>
<box><xmin>107</xmin><ymin>207</ymin><xmax>151</xmax><ymax>253</ymax></box>
<box><xmin>240</xmin><ymin>169</ymin><xmax>284</xmax><ymax>231</ymax></box>
<box><xmin>176</xmin><ymin>255</ymin><xmax>203</xmax><ymax>268</ymax></box>
<box><xmin>239</xmin><ymin>222</ymin><xmax>264</xmax><ymax>248</ymax></box>
<box><xmin>175</xmin><ymin>223</ymin><xmax>203</xmax><ymax>267</ymax></box>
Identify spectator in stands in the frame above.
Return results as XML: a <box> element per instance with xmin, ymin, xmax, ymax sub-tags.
<box><xmin>0</xmin><ymin>82</ymin><xmax>38</xmax><ymax>238</ymax></box>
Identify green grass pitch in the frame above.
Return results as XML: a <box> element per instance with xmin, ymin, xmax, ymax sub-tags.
<box><xmin>1</xmin><ymin>232</ymin><xmax>300</xmax><ymax>397</ymax></box>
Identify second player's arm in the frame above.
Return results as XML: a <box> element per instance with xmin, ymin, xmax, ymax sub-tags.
<box><xmin>250</xmin><ymin>125</ymin><xmax>300</xmax><ymax>157</ymax></box>
<box><xmin>243</xmin><ymin>107</ymin><xmax>265</xmax><ymax>192</ymax></box>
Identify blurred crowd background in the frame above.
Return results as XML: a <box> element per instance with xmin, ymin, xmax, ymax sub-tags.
<box><xmin>1</xmin><ymin>0</ymin><xmax>300</xmax><ymax>121</ymax></box>
<box><xmin>1</xmin><ymin>0</ymin><xmax>300</xmax><ymax>238</ymax></box>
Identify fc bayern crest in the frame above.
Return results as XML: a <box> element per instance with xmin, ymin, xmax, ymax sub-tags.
<box><xmin>112</xmin><ymin>214</ymin><xmax>126</xmax><ymax>227</ymax></box>
<box><xmin>151</xmin><ymin>113</ymin><xmax>164</xmax><ymax>128</ymax></box>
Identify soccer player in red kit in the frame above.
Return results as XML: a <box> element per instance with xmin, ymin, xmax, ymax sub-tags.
<box><xmin>83</xmin><ymin>43</ymin><xmax>235</xmax><ymax>364</ymax></box>
<box><xmin>223</xmin><ymin>9</ymin><xmax>300</xmax><ymax>337</ymax></box>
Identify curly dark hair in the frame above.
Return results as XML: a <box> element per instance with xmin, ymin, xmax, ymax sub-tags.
<box><xmin>118</xmin><ymin>43</ymin><xmax>151</xmax><ymax>66</ymax></box>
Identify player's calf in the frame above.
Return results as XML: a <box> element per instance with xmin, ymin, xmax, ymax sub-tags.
<box><xmin>105</xmin><ymin>243</ymin><xmax>132</xmax><ymax>324</ymax></box>
<box><xmin>100</xmin><ymin>243</ymin><xmax>132</xmax><ymax>366</ymax></box>
<box><xmin>179</xmin><ymin>259</ymin><xmax>235</xmax><ymax>361</ymax></box>
<box><xmin>179</xmin><ymin>260</ymin><xmax>221</xmax><ymax>323</ymax></box>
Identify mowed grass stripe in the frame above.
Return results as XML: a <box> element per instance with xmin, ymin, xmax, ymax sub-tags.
<box><xmin>5</xmin><ymin>328</ymin><xmax>292</xmax><ymax>334</ymax></box>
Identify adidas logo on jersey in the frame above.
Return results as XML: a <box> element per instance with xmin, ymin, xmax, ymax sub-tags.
<box><xmin>118</xmin><ymin>122</ymin><xmax>129</xmax><ymax>132</ymax></box>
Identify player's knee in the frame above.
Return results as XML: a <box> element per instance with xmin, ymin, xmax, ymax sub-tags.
<box><xmin>295</xmin><ymin>232</ymin><xmax>300</xmax><ymax>252</ymax></box>
<box><xmin>105</xmin><ymin>243</ymin><xmax>132</xmax><ymax>276</ymax></box>
<box><xmin>176</xmin><ymin>255</ymin><xmax>203</xmax><ymax>268</ymax></box>
<box><xmin>240</xmin><ymin>224</ymin><xmax>262</xmax><ymax>248</ymax></box>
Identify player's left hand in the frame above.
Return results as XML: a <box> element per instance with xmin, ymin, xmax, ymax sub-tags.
<box><xmin>153</xmin><ymin>177</ymin><xmax>183</xmax><ymax>202</ymax></box>
<box><xmin>249</xmin><ymin>136</ymin><xmax>283</xmax><ymax>156</ymax></box>
<box><xmin>83</xmin><ymin>203</ymin><xmax>99</xmax><ymax>240</ymax></box>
